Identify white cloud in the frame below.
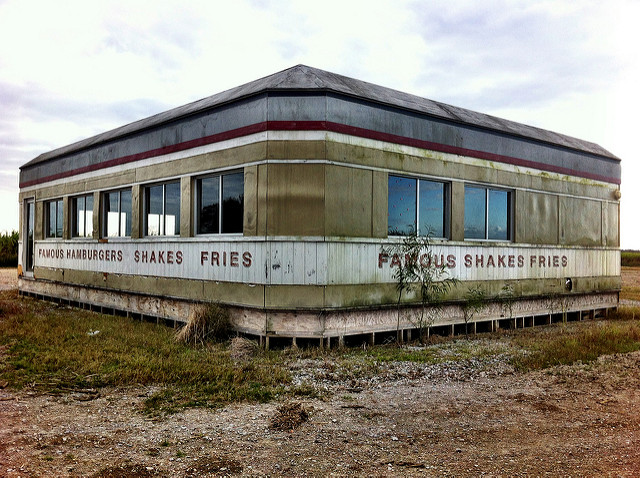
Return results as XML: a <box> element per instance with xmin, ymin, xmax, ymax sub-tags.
<box><xmin>0</xmin><ymin>0</ymin><xmax>637</xmax><ymax>247</ymax></box>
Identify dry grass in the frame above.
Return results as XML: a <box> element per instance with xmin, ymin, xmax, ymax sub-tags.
<box><xmin>175</xmin><ymin>303</ymin><xmax>232</xmax><ymax>345</ymax></box>
<box><xmin>269</xmin><ymin>401</ymin><xmax>311</xmax><ymax>431</ymax></box>
<box><xmin>0</xmin><ymin>267</ymin><xmax>17</xmax><ymax>291</ymax></box>
<box><xmin>621</xmin><ymin>267</ymin><xmax>640</xmax><ymax>302</ymax></box>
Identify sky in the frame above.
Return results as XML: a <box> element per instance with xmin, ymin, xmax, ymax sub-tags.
<box><xmin>1</xmin><ymin>0</ymin><xmax>638</xmax><ymax>247</ymax></box>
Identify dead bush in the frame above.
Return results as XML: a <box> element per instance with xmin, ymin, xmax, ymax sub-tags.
<box><xmin>269</xmin><ymin>401</ymin><xmax>310</xmax><ymax>431</ymax></box>
<box><xmin>175</xmin><ymin>303</ymin><xmax>231</xmax><ymax>345</ymax></box>
<box><xmin>230</xmin><ymin>336</ymin><xmax>260</xmax><ymax>361</ymax></box>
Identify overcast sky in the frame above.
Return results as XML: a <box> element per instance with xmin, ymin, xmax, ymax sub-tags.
<box><xmin>1</xmin><ymin>0</ymin><xmax>638</xmax><ymax>247</ymax></box>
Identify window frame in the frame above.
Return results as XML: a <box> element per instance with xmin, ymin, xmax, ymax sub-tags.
<box><xmin>102</xmin><ymin>188</ymin><xmax>132</xmax><ymax>238</ymax></box>
<box><xmin>387</xmin><ymin>174</ymin><xmax>449</xmax><ymax>239</ymax></box>
<box><xmin>45</xmin><ymin>198</ymin><xmax>64</xmax><ymax>239</ymax></box>
<box><xmin>71</xmin><ymin>193</ymin><xmax>94</xmax><ymax>238</ymax></box>
<box><xmin>195</xmin><ymin>171</ymin><xmax>244</xmax><ymax>236</ymax></box>
<box><xmin>144</xmin><ymin>181</ymin><xmax>181</xmax><ymax>237</ymax></box>
<box><xmin>24</xmin><ymin>198</ymin><xmax>35</xmax><ymax>272</ymax></box>
<box><xmin>463</xmin><ymin>184</ymin><xmax>513</xmax><ymax>241</ymax></box>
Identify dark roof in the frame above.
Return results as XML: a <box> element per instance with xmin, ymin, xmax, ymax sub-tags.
<box><xmin>22</xmin><ymin>64</ymin><xmax>618</xmax><ymax>169</ymax></box>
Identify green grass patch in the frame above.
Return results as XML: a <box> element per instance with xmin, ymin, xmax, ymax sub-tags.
<box><xmin>622</xmin><ymin>250</ymin><xmax>640</xmax><ymax>267</ymax></box>
<box><xmin>3</xmin><ymin>289</ymin><xmax>640</xmax><ymax>415</ymax></box>
<box><xmin>0</xmin><ymin>291</ymin><xmax>290</xmax><ymax>415</ymax></box>
<box><xmin>512</xmin><ymin>315</ymin><xmax>640</xmax><ymax>371</ymax></box>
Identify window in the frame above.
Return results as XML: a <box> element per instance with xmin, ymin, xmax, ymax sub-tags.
<box><xmin>71</xmin><ymin>194</ymin><xmax>94</xmax><ymax>238</ymax></box>
<box><xmin>25</xmin><ymin>199</ymin><xmax>34</xmax><ymax>271</ymax></box>
<box><xmin>388</xmin><ymin>175</ymin><xmax>446</xmax><ymax>237</ymax></box>
<box><xmin>464</xmin><ymin>185</ymin><xmax>511</xmax><ymax>240</ymax></box>
<box><xmin>196</xmin><ymin>172</ymin><xmax>244</xmax><ymax>234</ymax></box>
<box><xmin>103</xmin><ymin>189</ymin><xmax>132</xmax><ymax>237</ymax></box>
<box><xmin>46</xmin><ymin>199</ymin><xmax>63</xmax><ymax>238</ymax></box>
<box><xmin>145</xmin><ymin>182</ymin><xmax>180</xmax><ymax>236</ymax></box>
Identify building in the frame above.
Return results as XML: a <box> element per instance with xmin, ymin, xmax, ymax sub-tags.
<box><xmin>18</xmin><ymin>65</ymin><xmax>621</xmax><ymax>346</ymax></box>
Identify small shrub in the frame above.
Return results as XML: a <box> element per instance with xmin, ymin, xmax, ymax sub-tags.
<box><xmin>229</xmin><ymin>336</ymin><xmax>259</xmax><ymax>361</ymax></box>
<box><xmin>175</xmin><ymin>303</ymin><xmax>232</xmax><ymax>345</ymax></box>
<box><xmin>269</xmin><ymin>401</ymin><xmax>310</xmax><ymax>430</ymax></box>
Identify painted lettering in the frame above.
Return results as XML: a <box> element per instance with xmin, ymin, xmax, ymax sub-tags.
<box><xmin>378</xmin><ymin>252</ymin><xmax>389</xmax><ymax>268</ymax></box>
<box><xmin>242</xmin><ymin>251</ymin><xmax>252</xmax><ymax>267</ymax></box>
<box><xmin>464</xmin><ymin>254</ymin><xmax>472</xmax><ymax>268</ymax></box>
<box><xmin>230</xmin><ymin>251</ymin><xmax>239</xmax><ymax>267</ymax></box>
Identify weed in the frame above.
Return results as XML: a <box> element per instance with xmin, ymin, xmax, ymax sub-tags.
<box><xmin>290</xmin><ymin>382</ymin><xmax>322</xmax><ymax>399</ymax></box>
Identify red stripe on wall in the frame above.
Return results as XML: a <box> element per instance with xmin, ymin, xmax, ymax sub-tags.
<box><xmin>19</xmin><ymin>120</ymin><xmax>620</xmax><ymax>187</ymax></box>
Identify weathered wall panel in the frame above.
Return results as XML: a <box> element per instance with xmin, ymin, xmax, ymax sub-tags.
<box><xmin>516</xmin><ymin>191</ymin><xmax>559</xmax><ymax>245</ymax></box>
<box><xmin>560</xmin><ymin>197</ymin><xmax>602</xmax><ymax>246</ymax></box>
<box><xmin>603</xmin><ymin>201</ymin><xmax>620</xmax><ymax>247</ymax></box>
<box><xmin>266</xmin><ymin>163</ymin><xmax>325</xmax><ymax>236</ymax></box>
<box><xmin>325</xmin><ymin>166</ymin><xmax>373</xmax><ymax>237</ymax></box>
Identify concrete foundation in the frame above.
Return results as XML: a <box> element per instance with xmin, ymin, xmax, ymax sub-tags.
<box><xmin>19</xmin><ymin>276</ymin><xmax>619</xmax><ymax>347</ymax></box>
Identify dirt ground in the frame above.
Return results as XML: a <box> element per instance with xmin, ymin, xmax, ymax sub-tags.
<box><xmin>1</xmin><ymin>268</ymin><xmax>640</xmax><ymax>477</ymax></box>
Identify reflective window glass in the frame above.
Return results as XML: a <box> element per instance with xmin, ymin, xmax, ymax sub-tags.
<box><xmin>388</xmin><ymin>176</ymin><xmax>417</xmax><ymax>236</ymax></box>
<box><xmin>145</xmin><ymin>182</ymin><xmax>180</xmax><ymax>236</ymax></box>
<box><xmin>464</xmin><ymin>185</ymin><xmax>511</xmax><ymax>241</ymax></box>
<box><xmin>418</xmin><ymin>179</ymin><xmax>445</xmax><ymax>237</ymax></box>
<box><xmin>488</xmin><ymin>189</ymin><xmax>509</xmax><ymax>240</ymax></box>
<box><xmin>198</xmin><ymin>176</ymin><xmax>219</xmax><ymax>234</ymax></box>
<box><xmin>72</xmin><ymin>194</ymin><xmax>93</xmax><ymax>237</ymax></box>
<box><xmin>196</xmin><ymin>172</ymin><xmax>244</xmax><ymax>235</ymax></box>
<box><xmin>464</xmin><ymin>186</ymin><xmax>486</xmax><ymax>239</ymax></box>
<box><xmin>222</xmin><ymin>173</ymin><xmax>244</xmax><ymax>233</ymax></box>
<box><xmin>46</xmin><ymin>199</ymin><xmax>63</xmax><ymax>238</ymax></box>
<box><xmin>103</xmin><ymin>189</ymin><xmax>132</xmax><ymax>237</ymax></box>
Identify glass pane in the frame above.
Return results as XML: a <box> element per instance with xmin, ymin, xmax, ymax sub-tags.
<box><xmin>418</xmin><ymin>180</ymin><xmax>444</xmax><ymax>237</ymax></box>
<box><xmin>488</xmin><ymin>189</ymin><xmax>509</xmax><ymax>240</ymax></box>
<box><xmin>120</xmin><ymin>190</ymin><xmax>132</xmax><ymax>237</ymax></box>
<box><xmin>198</xmin><ymin>177</ymin><xmax>219</xmax><ymax>234</ymax></box>
<box><xmin>464</xmin><ymin>186</ymin><xmax>486</xmax><ymax>239</ymax></box>
<box><xmin>388</xmin><ymin>176</ymin><xmax>416</xmax><ymax>236</ymax></box>
<box><xmin>84</xmin><ymin>195</ymin><xmax>93</xmax><ymax>237</ymax></box>
<box><xmin>55</xmin><ymin>200</ymin><xmax>63</xmax><ymax>238</ymax></box>
<box><xmin>72</xmin><ymin>197</ymin><xmax>82</xmax><ymax>237</ymax></box>
<box><xmin>74</xmin><ymin>195</ymin><xmax>90</xmax><ymax>237</ymax></box>
<box><xmin>26</xmin><ymin>202</ymin><xmax>34</xmax><ymax>271</ymax></box>
<box><xmin>222</xmin><ymin>173</ymin><xmax>244</xmax><ymax>233</ymax></box>
<box><xmin>146</xmin><ymin>185</ymin><xmax>163</xmax><ymax>236</ymax></box>
<box><xmin>48</xmin><ymin>201</ymin><xmax>56</xmax><ymax>237</ymax></box>
<box><xmin>106</xmin><ymin>192</ymin><xmax>120</xmax><ymax>237</ymax></box>
<box><xmin>164</xmin><ymin>182</ymin><xmax>180</xmax><ymax>235</ymax></box>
